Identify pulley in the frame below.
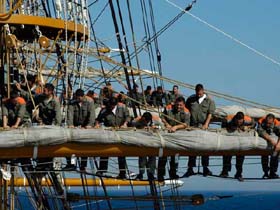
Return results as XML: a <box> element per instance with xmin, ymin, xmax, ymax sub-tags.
<box><xmin>5</xmin><ymin>34</ymin><xmax>17</xmax><ymax>48</ymax></box>
<box><xmin>38</xmin><ymin>35</ymin><xmax>50</xmax><ymax>48</ymax></box>
<box><xmin>98</xmin><ymin>47</ymin><xmax>110</xmax><ymax>53</ymax></box>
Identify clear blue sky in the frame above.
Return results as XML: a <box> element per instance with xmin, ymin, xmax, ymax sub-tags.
<box><xmin>90</xmin><ymin>0</ymin><xmax>280</xmax><ymax>190</ymax></box>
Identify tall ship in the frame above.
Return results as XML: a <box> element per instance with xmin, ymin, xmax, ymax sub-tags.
<box><xmin>0</xmin><ymin>0</ymin><xmax>279</xmax><ymax>209</ymax></box>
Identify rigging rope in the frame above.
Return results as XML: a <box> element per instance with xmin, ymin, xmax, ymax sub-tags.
<box><xmin>89</xmin><ymin>53</ymin><xmax>280</xmax><ymax>112</ymax></box>
<box><xmin>126</xmin><ymin>0</ymin><xmax>148</xmax><ymax>110</ymax></box>
<box><xmin>108</xmin><ymin>0</ymin><xmax>137</xmax><ymax>117</ymax></box>
<box><xmin>116</xmin><ymin>0</ymin><xmax>142</xmax><ymax>117</ymax></box>
<box><xmin>148</xmin><ymin>0</ymin><xmax>164</xmax><ymax>88</ymax></box>
<box><xmin>165</xmin><ymin>0</ymin><xmax>280</xmax><ymax>68</ymax></box>
<box><xmin>90</xmin><ymin>1</ymin><xmax>109</xmax><ymax>27</ymax></box>
<box><xmin>81</xmin><ymin>2</ymin><xmax>192</xmax><ymax>93</ymax></box>
<box><xmin>99</xmin><ymin>2</ymin><xmax>193</xmax><ymax>91</ymax></box>
<box><xmin>140</xmin><ymin>0</ymin><xmax>158</xmax><ymax>88</ymax></box>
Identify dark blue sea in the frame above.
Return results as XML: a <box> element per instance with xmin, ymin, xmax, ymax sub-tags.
<box><xmin>17</xmin><ymin>190</ymin><xmax>280</xmax><ymax>209</ymax></box>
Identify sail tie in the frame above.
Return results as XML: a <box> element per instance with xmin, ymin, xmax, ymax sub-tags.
<box><xmin>156</xmin><ymin>130</ymin><xmax>165</xmax><ymax>157</ymax></box>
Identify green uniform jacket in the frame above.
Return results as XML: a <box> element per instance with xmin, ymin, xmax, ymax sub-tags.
<box><xmin>35</xmin><ymin>95</ymin><xmax>61</xmax><ymax>125</ymax></box>
<box><xmin>168</xmin><ymin>92</ymin><xmax>184</xmax><ymax>105</ymax></box>
<box><xmin>186</xmin><ymin>94</ymin><xmax>215</xmax><ymax>127</ymax></box>
<box><xmin>162</xmin><ymin>106</ymin><xmax>190</xmax><ymax>126</ymax></box>
<box><xmin>67</xmin><ymin>98</ymin><xmax>96</xmax><ymax>127</ymax></box>
<box><xmin>257</xmin><ymin>122</ymin><xmax>280</xmax><ymax>138</ymax></box>
<box><xmin>3</xmin><ymin>97</ymin><xmax>30</xmax><ymax>126</ymax></box>
<box><xmin>96</xmin><ymin>103</ymin><xmax>130</xmax><ymax>127</ymax></box>
<box><xmin>151</xmin><ymin>91</ymin><xmax>169</xmax><ymax>107</ymax></box>
<box><xmin>129</xmin><ymin>91</ymin><xmax>143</xmax><ymax>107</ymax></box>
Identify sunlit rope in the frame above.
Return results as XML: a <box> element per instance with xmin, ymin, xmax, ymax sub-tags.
<box><xmin>165</xmin><ymin>0</ymin><xmax>280</xmax><ymax>68</ymax></box>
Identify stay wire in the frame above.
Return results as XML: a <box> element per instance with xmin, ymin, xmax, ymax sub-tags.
<box><xmin>109</xmin><ymin>0</ymin><xmax>137</xmax><ymax>117</ymax></box>
<box><xmin>84</xmin><ymin>3</ymin><xmax>191</xmax><ymax>91</ymax></box>
<box><xmin>116</xmin><ymin>0</ymin><xmax>141</xmax><ymax>117</ymax></box>
<box><xmin>140</xmin><ymin>0</ymin><xmax>158</xmax><ymax>88</ymax></box>
<box><xmin>148</xmin><ymin>0</ymin><xmax>164</xmax><ymax>88</ymax></box>
<box><xmin>126</xmin><ymin>0</ymin><xmax>148</xmax><ymax>110</ymax></box>
<box><xmin>90</xmin><ymin>1</ymin><xmax>109</xmax><ymax>27</ymax></box>
<box><xmin>90</xmin><ymin>18</ymin><xmax>108</xmax><ymax>85</ymax></box>
<box><xmin>88</xmin><ymin>0</ymin><xmax>99</xmax><ymax>8</ymax></box>
<box><xmin>165</xmin><ymin>0</ymin><xmax>280</xmax><ymax>68</ymax></box>
<box><xmin>96</xmin><ymin>2</ymin><xmax>191</xmax><ymax>90</ymax></box>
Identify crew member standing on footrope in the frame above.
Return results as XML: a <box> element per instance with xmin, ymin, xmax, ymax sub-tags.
<box><xmin>184</xmin><ymin>84</ymin><xmax>216</xmax><ymax>177</ymax></box>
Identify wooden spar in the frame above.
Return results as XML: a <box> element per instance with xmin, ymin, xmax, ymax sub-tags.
<box><xmin>0</xmin><ymin>143</ymin><xmax>272</xmax><ymax>159</ymax></box>
<box><xmin>0</xmin><ymin>15</ymin><xmax>88</xmax><ymax>36</ymax></box>
<box><xmin>4</xmin><ymin>178</ymin><xmax>161</xmax><ymax>187</ymax></box>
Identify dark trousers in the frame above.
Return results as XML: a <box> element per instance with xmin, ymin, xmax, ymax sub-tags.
<box><xmin>99</xmin><ymin>156</ymin><xmax>127</xmax><ymax>174</ymax></box>
<box><xmin>158</xmin><ymin>156</ymin><xmax>178</xmax><ymax>177</ymax></box>
<box><xmin>222</xmin><ymin>155</ymin><xmax>244</xmax><ymax>174</ymax></box>
<box><xmin>188</xmin><ymin>156</ymin><xmax>209</xmax><ymax>168</ymax></box>
<box><xmin>261</xmin><ymin>155</ymin><xmax>279</xmax><ymax>174</ymax></box>
<box><xmin>139</xmin><ymin>156</ymin><xmax>156</xmax><ymax>175</ymax></box>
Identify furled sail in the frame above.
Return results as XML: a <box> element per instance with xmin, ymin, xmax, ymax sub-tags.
<box><xmin>0</xmin><ymin>126</ymin><xmax>275</xmax><ymax>155</ymax></box>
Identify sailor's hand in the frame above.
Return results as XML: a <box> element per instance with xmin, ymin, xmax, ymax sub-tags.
<box><xmin>166</xmin><ymin>124</ymin><xmax>172</xmax><ymax>130</ymax></box>
<box><xmin>68</xmin><ymin>125</ymin><xmax>75</xmax><ymax>128</ymax></box>
<box><xmin>15</xmin><ymin>82</ymin><xmax>21</xmax><ymax>91</ymax></box>
<box><xmin>275</xmin><ymin>141</ymin><xmax>280</xmax><ymax>152</ymax></box>
<box><xmin>94</xmin><ymin>124</ymin><xmax>100</xmax><ymax>129</ymax></box>
<box><xmin>120</xmin><ymin>123</ymin><xmax>127</xmax><ymax>129</ymax></box>
<box><xmin>271</xmin><ymin>140</ymin><xmax>277</xmax><ymax>147</ymax></box>
<box><xmin>202</xmin><ymin>124</ymin><xmax>208</xmax><ymax>130</ymax></box>
<box><xmin>11</xmin><ymin>125</ymin><xmax>18</xmax><ymax>129</ymax></box>
<box><xmin>32</xmin><ymin>109</ymin><xmax>39</xmax><ymax>119</ymax></box>
<box><xmin>168</xmin><ymin>126</ymin><xmax>177</xmax><ymax>133</ymax></box>
<box><xmin>3</xmin><ymin>125</ymin><xmax>10</xmax><ymax>129</ymax></box>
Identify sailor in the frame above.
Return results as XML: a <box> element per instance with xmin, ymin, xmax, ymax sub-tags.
<box><xmin>158</xmin><ymin>96</ymin><xmax>190</xmax><ymax>181</ymax></box>
<box><xmin>66</xmin><ymin>88</ymin><xmax>96</xmax><ymax>170</ymax></box>
<box><xmin>184</xmin><ymin>84</ymin><xmax>216</xmax><ymax>177</ymax></box>
<box><xmin>32</xmin><ymin>83</ymin><xmax>61</xmax><ymax>171</ymax></box>
<box><xmin>129</xmin><ymin>112</ymin><xmax>156</xmax><ymax>180</ymax></box>
<box><xmin>128</xmin><ymin>84</ymin><xmax>143</xmax><ymax>107</ymax></box>
<box><xmin>115</xmin><ymin>91</ymin><xmax>129</xmax><ymax>107</ymax></box>
<box><xmin>168</xmin><ymin>85</ymin><xmax>184</xmax><ymax>105</ymax></box>
<box><xmin>95</xmin><ymin>97</ymin><xmax>130</xmax><ymax>179</ymax></box>
<box><xmin>143</xmin><ymin>85</ymin><xmax>153</xmax><ymax>106</ymax></box>
<box><xmin>151</xmin><ymin>86</ymin><xmax>169</xmax><ymax>107</ymax></box>
<box><xmin>2</xmin><ymin>91</ymin><xmax>31</xmax><ymax>129</ymax></box>
<box><xmin>257</xmin><ymin>114</ymin><xmax>280</xmax><ymax>179</ymax></box>
<box><xmin>99</xmin><ymin>82</ymin><xmax>114</xmax><ymax>107</ymax></box>
<box><xmin>15</xmin><ymin>74</ymin><xmax>42</xmax><ymax>102</ymax></box>
<box><xmin>34</xmin><ymin>83</ymin><xmax>61</xmax><ymax>126</ymax></box>
<box><xmin>86</xmin><ymin>90</ymin><xmax>100</xmax><ymax>105</ymax></box>
<box><xmin>219</xmin><ymin>112</ymin><xmax>255</xmax><ymax>181</ymax></box>
<box><xmin>15</xmin><ymin>74</ymin><xmax>43</xmax><ymax>115</ymax></box>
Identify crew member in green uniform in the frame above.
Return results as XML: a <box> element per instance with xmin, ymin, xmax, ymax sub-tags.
<box><xmin>130</xmin><ymin>112</ymin><xmax>155</xmax><ymax>180</ymax></box>
<box><xmin>95</xmin><ymin>97</ymin><xmax>130</xmax><ymax>179</ymax></box>
<box><xmin>34</xmin><ymin>83</ymin><xmax>61</xmax><ymax>125</ymax></box>
<box><xmin>66</xmin><ymin>88</ymin><xmax>96</xmax><ymax>170</ymax></box>
<box><xmin>258</xmin><ymin>114</ymin><xmax>280</xmax><ymax>179</ymax></box>
<box><xmin>184</xmin><ymin>84</ymin><xmax>215</xmax><ymax>177</ymax></box>
<box><xmin>2</xmin><ymin>91</ymin><xmax>30</xmax><ymax>129</ymax></box>
<box><xmin>158</xmin><ymin>96</ymin><xmax>190</xmax><ymax>181</ymax></box>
